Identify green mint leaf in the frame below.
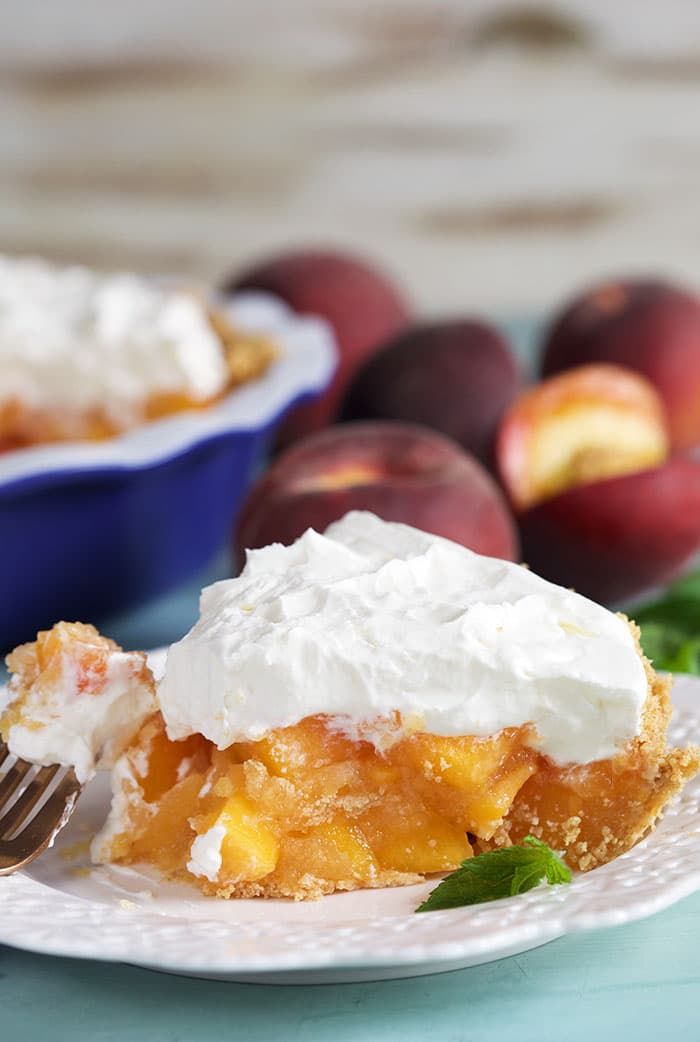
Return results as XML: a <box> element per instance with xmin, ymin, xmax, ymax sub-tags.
<box><xmin>544</xmin><ymin>856</ymin><xmax>573</xmax><ymax>886</ymax></box>
<box><xmin>510</xmin><ymin>861</ymin><xmax>548</xmax><ymax>895</ymax></box>
<box><xmin>637</xmin><ymin>598</ymin><xmax>700</xmax><ymax>638</ymax></box>
<box><xmin>416</xmin><ymin>836</ymin><xmax>571</xmax><ymax>912</ymax></box>
<box><xmin>637</xmin><ymin>622</ymin><xmax>686</xmax><ymax>665</ymax></box>
<box><xmin>665</xmin><ymin>636</ymin><xmax>700</xmax><ymax>675</ymax></box>
<box><xmin>637</xmin><ymin>621</ymin><xmax>700</xmax><ymax>674</ymax></box>
<box><xmin>632</xmin><ymin>569</ymin><xmax>700</xmax><ymax>674</ymax></box>
<box><xmin>523</xmin><ymin>835</ymin><xmax>572</xmax><ymax>885</ymax></box>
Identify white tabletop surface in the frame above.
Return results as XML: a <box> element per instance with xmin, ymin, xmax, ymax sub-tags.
<box><xmin>2</xmin><ymin>0</ymin><xmax>700</xmax><ymax>314</ymax></box>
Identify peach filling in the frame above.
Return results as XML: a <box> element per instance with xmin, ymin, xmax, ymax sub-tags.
<box><xmin>6</xmin><ymin>620</ymin><xmax>698</xmax><ymax>901</ymax></box>
<box><xmin>102</xmin><ymin>715</ymin><xmax>534</xmax><ymax>897</ymax></box>
<box><xmin>99</xmin><ymin>707</ymin><xmax>688</xmax><ymax>900</ymax></box>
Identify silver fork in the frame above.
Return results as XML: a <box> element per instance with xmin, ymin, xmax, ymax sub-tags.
<box><xmin>0</xmin><ymin>740</ymin><xmax>82</xmax><ymax>875</ymax></box>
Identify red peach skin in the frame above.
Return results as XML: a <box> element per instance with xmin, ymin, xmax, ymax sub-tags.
<box><xmin>234</xmin><ymin>422</ymin><xmax>518</xmax><ymax>571</ymax></box>
<box><xmin>519</xmin><ymin>456</ymin><xmax>700</xmax><ymax>604</ymax></box>
<box><xmin>341</xmin><ymin>319</ymin><xmax>519</xmax><ymax>465</ymax></box>
<box><xmin>542</xmin><ymin>280</ymin><xmax>700</xmax><ymax>450</ymax></box>
<box><xmin>227</xmin><ymin>249</ymin><xmax>410</xmax><ymax>447</ymax></box>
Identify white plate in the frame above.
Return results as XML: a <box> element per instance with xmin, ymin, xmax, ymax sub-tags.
<box><xmin>2</xmin><ymin>676</ymin><xmax>700</xmax><ymax>984</ymax></box>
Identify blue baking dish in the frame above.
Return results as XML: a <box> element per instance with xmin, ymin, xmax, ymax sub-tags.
<box><xmin>0</xmin><ymin>291</ymin><xmax>336</xmax><ymax>651</ymax></box>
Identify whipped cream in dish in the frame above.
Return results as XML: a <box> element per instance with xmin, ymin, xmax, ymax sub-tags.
<box><xmin>0</xmin><ymin>255</ymin><xmax>229</xmax><ymax>420</ymax></box>
<box><xmin>160</xmin><ymin>511</ymin><xmax>648</xmax><ymax>766</ymax></box>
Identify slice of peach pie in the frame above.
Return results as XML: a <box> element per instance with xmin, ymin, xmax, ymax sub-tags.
<box><xmin>3</xmin><ymin>512</ymin><xmax>698</xmax><ymax>900</ymax></box>
<box><xmin>0</xmin><ymin>255</ymin><xmax>276</xmax><ymax>452</ymax></box>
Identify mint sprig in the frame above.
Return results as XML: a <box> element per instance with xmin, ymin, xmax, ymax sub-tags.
<box><xmin>416</xmin><ymin>836</ymin><xmax>571</xmax><ymax>912</ymax></box>
<box><xmin>633</xmin><ymin>569</ymin><xmax>700</xmax><ymax>675</ymax></box>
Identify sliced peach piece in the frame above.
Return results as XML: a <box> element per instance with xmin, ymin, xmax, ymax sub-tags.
<box><xmin>403</xmin><ymin>729</ymin><xmax>524</xmax><ymax>788</ymax></box>
<box><xmin>34</xmin><ymin>622</ymin><xmax>117</xmax><ymax>694</ymax></box>
<box><xmin>200</xmin><ymin>791</ymin><xmax>279</xmax><ymax>883</ymax></box>
<box><xmin>401</xmin><ymin>730</ymin><xmax>538</xmax><ymax>838</ymax></box>
<box><xmin>359</xmin><ymin>798</ymin><xmax>471</xmax><ymax>874</ymax></box>
<box><xmin>496</xmin><ymin>364</ymin><xmax>669</xmax><ymax>510</ymax></box>
<box><xmin>128</xmin><ymin>774</ymin><xmax>207</xmax><ymax>874</ymax></box>
<box><xmin>277</xmin><ymin>817</ymin><xmax>378</xmax><ymax>883</ymax></box>
<box><xmin>138</xmin><ymin>727</ymin><xmax>210</xmax><ymax>804</ymax></box>
<box><xmin>236</xmin><ymin>716</ymin><xmax>360</xmax><ymax>777</ymax></box>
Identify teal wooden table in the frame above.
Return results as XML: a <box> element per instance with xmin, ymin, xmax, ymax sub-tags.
<box><xmin>3</xmin><ymin>555</ymin><xmax>700</xmax><ymax>1040</ymax></box>
<box><xmin>3</xmin><ymin>895</ymin><xmax>700</xmax><ymax>1041</ymax></box>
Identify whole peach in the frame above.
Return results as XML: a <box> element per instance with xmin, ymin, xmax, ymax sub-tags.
<box><xmin>519</xmin><ymin>456</ymin><xmax>700</xmax><ymax>604</ymax></box>
<box><xmin>234</xmin><ymin>421</ymin><xmax>518</xmax><ymax>571</ymax></box>
<box><xmin>226</xmin><ymin>249</ymin><xmax>410</xmax><ymax>447</ymax></box>
<box><xmin>341</xmin><ymin>320</ymin><xmax>519</xmax><ymax>465</ymax></box>
<box><xmin>542</xmin><ymin>279</ymin><xmax>700</xmax><ymax>450</ymax></box>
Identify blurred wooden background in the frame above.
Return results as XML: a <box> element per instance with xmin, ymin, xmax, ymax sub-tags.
<box><xmin>2</xmin><ymin>0</ymin><xmax>700</xmax><ymax>314</ymax></box>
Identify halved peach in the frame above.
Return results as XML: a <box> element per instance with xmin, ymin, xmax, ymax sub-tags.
<box><xmin>495</xmin><ymin>364</ymin><xmax>669</xmax><ymax>511</ymax></box>
<box><xmin>542</xmin><ymin>279</ymin><xmax>700</xmax><ymax>450</ymax></box>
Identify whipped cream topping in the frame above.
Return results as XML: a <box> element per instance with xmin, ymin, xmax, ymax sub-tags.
<box><xmin>159</xmin><ymin>511</ymin><xmax>649</xmax><ymax>766</ymax></box>
<box><xmin>0</xmin><ymin>255</ymin><xmax>229</xmax><ymax>419</ymax></box>
<box><xmin>187</xmin><ymin>825</ymin><xmax>226</xmax><ymax>883</ymax></box>
<box><xmin>4</xmin><ymin>651</ymin><xmax>156</xmax><ymax>784</ymax></box>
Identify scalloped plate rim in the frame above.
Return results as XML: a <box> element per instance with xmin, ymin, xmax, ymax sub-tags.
<box><xmin>1</xmin><ymin>673</ymin><xmax>699</xmax><ymax>982</ymax></box>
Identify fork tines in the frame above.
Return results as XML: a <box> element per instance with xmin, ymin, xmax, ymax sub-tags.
<box><xmin>0</xmin><ymin>741</ymin><xmax>82</xmax><ymax>875</ymax></box>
